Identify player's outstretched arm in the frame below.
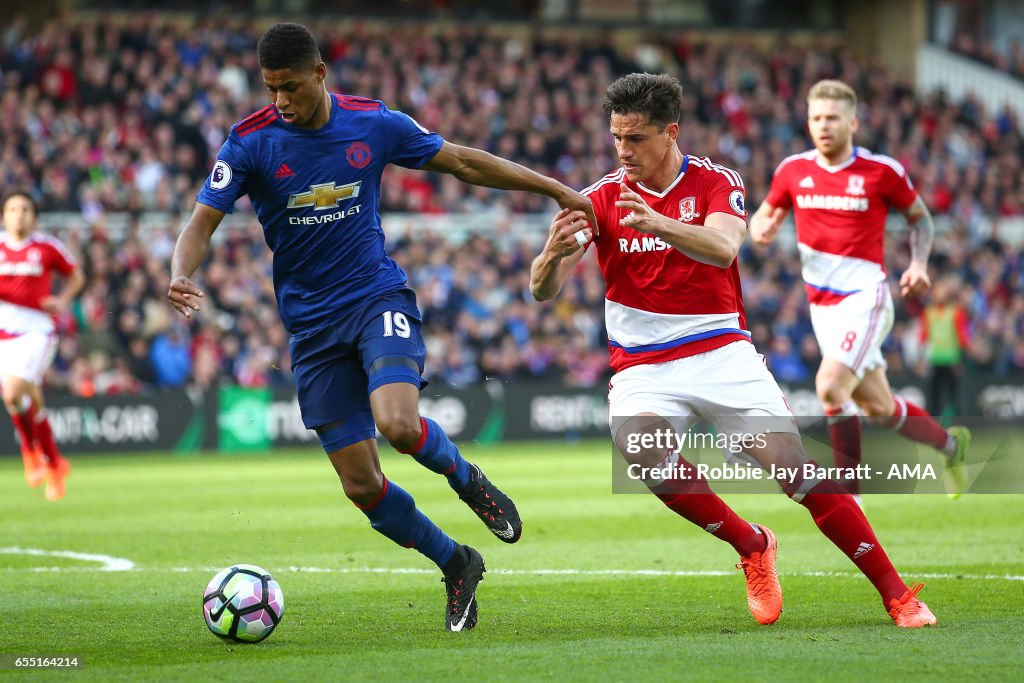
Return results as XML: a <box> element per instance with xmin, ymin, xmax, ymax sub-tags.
<box><xmin>530</xmin><ymin>208</ymin><xmax>591</xmax><ymax>301</ymax></box>
<box><xmin>749</xmin><ymin>201</ymin><xmax>787</xmax><ymax>246</ymax></box>
<box><xmin>168</xmin><ymin>203</ymin><xmax>226</xmax><ymax>319</ymax></box>
<box><xmin>616</xmin><ymin>184</ymin><xmax>744</xmax><ymax>268</ymax></box>
<box><xmin>422</xmin><ymin>142</ymin><xmax>598</xmax><ymax>232</ymax></box>
<box><xmin>899</xmin><ymin>196</ymin><xmax>934</xmax><ymax>298</ymax></box>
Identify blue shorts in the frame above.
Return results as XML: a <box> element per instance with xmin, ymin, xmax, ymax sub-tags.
<box><xmin>289</xmin><ymin>288</ymin><xmax>427</xmax><ymax>453</ymax></box>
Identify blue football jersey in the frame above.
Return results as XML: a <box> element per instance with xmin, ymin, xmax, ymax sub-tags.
<box><xmin>197</xmin><ymin>93</ymin><xmax>444</xmax><ymax>334</ymax></box>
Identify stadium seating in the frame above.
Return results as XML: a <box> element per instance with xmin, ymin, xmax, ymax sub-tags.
<box><xmin>0</xmin><ymin>18</ymin><xmax>1021</xmax><ymax>393</ymax></box>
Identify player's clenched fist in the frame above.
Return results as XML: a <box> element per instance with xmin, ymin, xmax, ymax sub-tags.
<box><xmin>168</xmin><ymin>276</ymin><xmax>205</xmax><ymax>318</ymax></box>
<box><xmin>545</xmin><ymin>208</ymin><xmax>593</xmax><ymax>258</ymax></box>
<box><xmin>899</xmin><ymin>262</ymin><xmax>931</xmax><ymax>298</ymax></box>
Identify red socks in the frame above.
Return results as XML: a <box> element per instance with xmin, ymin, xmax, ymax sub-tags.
<box><xmin>33</xmin><ymin>410</ymin><xmax>66</xmax><ymax>468</ymax></box>
<box><xmin>796</xmin><ymin>478</ymin><xmax>907</xmax><ymax>604</ymax></box>
<box><xmin>884</xmin><ymin>396</ymin><xmax>950</xmax><ymax>452</ymax></box>
<box><xmin>825</xmin><ymin>395</ymin><xmax>952</xmax><ymax>494</ymax></box>
<box><xmin>648</xmin><ymin>453</ymin><xmax>765</xmax><ymax>558</ymax></box>
<box><xmin>9</xmin><ymin>405</ymin><xmax>37</xmax><ymax>453</ymax></box>
<box><xmin>825</xmin><ymin>401</ymin><xmax>861</xmax><ymax>495</ymax></box>
<box><xmin>640</xmin><ymin>446</ymin><xmax>912</xmax><ymax>606</ymax></box>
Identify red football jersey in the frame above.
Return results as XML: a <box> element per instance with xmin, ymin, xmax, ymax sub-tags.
<box><xmin>583</xmin><ymin>156</ymin><xmax>751</xmax><ymax>373</ymax></box>
<box><xmin>0</xmin><ymin>232</ymin><xmax>76</xmax><ymax>337</ymax></box>
<box><xmin>764</xmin><ymin>147</ymin><xmax>918</xmax><ymax>305</ymax></box>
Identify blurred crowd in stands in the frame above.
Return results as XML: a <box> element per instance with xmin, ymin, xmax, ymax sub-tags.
<box><xmin>948</xmin><ymin>31</ymin><xmax>1024</xmax><ymax>79</ymax></box>
<box><xmin>0</xmin><ymin>15</ymin><xmax>1022</xmax><ymax>395</ymax></box>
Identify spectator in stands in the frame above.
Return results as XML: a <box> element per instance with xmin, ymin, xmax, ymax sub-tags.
<box><xmin>149</xmin><ymin>325</ymin><xmax>192</xmax><ymax>388</ymax></box>
<box><xmin>920</xmin><ymin>274</ymin><xmax>970</xmax><ymax>417</ymax></box>
<box><xmin>0</xmin><ymin>17</ymin><xmax>1018</xmax><ymax>394</ymax></box>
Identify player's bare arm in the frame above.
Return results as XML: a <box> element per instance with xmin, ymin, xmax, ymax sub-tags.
<box><xmin>422</xmin><ymin>141</ymin><xmax>598</xmax><ymax>232</ymax></box>
<box><xmin>899</xmin><ymin>195</ymin><xmax>934</xmax><ymax>298</ymax></box>
<box><xmin>616</xmin><ymin>184</ymin><xmax>745</xmax><ymax>268</ymax></box>
<box><xmin>168</xmin><ymin>203</ymin><xmax>226</xmax><ymax>318</ymax></box>
<box><xmin>749</xmin><ymin>201</ymin><xmax>788</xmax><ymax>246</ymax></box>
<box><xmin>530</xmin><ymin>208</ymin><xmax>591</xmax><ymax>301</ymax></box>
<box><xmin>40</xmin><ymin>266</ymin><xmax>85</xmax><ymax>315</ymax></box>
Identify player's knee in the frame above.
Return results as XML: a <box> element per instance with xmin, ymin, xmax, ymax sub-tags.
<box><xmin>377</xmin><ymin>414</ymin><xmax>422</xmax><ymax>452</ymax></box>
<box><xmin>859</xmin><ymin>399</ymin><xmax>894</xmax><ymax>423</ymax></box>
<box><xmin>342</xmin><ymin>472</ymin><xmax>385</xmax><ymax>507</ymax></box>
<box><xmin>1</xmin><ymin>382</ymin><xmax>25</xmax><ymax>411</ymax></box>
<box><xmin>751</xmin><ymin>434</ymin><xmax>808</xmax><ymax>472</ymax></box>
<box><xmin>816</xmin><ymin>382</ymin><xmax>849</xmax><ymax>410</ymax></box>
<box><xmin>858</xmin><ymin>391</ymin><xmax>895</xmax><ymax>418</ymax></box>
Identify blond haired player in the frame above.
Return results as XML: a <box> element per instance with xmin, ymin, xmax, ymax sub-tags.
<box><xmin>532</xmin><ymin>73</ymin><xmax>936</xmax><ymax>628</ymax></box>
<box><xmin>750</xmin><ymin>79</ymin><xmax>968</xmax><ymax>500</ymax></box>
<box><xmin>0</xmin><ymin>191</ymin><xmax>84</xmax><ymax>500</ymax></box>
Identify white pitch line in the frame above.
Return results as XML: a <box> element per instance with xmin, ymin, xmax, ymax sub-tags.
<box><xmin>0</xmin><ymin>546</ymin><xmax>135</xmax><ymax>571</ymax></box>
<box><xmin>3</xmin><ymin>559</ymin><xmax>1021</xmax><ymax>582</ymax></box>
<box><xmin>292</xmin><ymin>567</ymin><xmax>1024</xmax><ymax>581</ymax></box>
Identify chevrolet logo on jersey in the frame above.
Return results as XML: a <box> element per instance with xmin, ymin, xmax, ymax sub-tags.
<box><xmin>287</xmin><ymin>181</ymin><xmax>362</xmax><ymax>210</ymax></box>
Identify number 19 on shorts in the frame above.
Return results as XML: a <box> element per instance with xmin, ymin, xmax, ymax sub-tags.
<box><xmin>382</xmin><ymin>311</ymin><xmax>411</xmax><ymax>338</ymax></box>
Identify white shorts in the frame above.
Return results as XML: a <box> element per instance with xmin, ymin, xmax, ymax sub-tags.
<box><xmin>0</xmin><ymin>331</ymin><xmax>58</xmax><ymax>385</ymax></box>
<box><xmin>809</xmin><ymin>281</ymin><xmax>893</xmax><ymax>380</ymax></box>
<box><xmin>608</xmin><ymin>341</ymin><xmax>799</xmax><ymax>462</ymax></box>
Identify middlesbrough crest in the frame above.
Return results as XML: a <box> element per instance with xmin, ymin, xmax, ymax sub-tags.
<box><xmin>679</xmin><ymin>196</ymin><xmax>696</xmax><ymax>222</ymax></box>
<box><xmin>845</xmin><ymin>174</ymin><xmax>865</xmax><ymax>196</ymax></box>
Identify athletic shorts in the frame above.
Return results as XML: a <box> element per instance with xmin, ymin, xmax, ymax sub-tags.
<box><xmin>809</xmin><ymin>281</ymin><xmax>893</xmax><ymax>380</ymax></box>
<box><xmin>289</xmin><ymin>288</ymin><xmax>426</xmax><ymax>453</ymax></box>
<box><xmin>608</xmin><ymin>340</ymin><xmax>799</xmax><ymax>464</ymax></box>
<box><xmin>0</xmin><ymin>331</ymin><xmax>57</xmax><ymax>385</ymax></box>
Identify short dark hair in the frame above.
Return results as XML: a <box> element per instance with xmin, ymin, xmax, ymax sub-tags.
<box><xmin>602</xmin><ymin>73</ymin><xmax>683</xmax><ymax>130</ymax></box>
<box><xmin>257</xmin><ymin>23</ymin><xmax>321</xmax><ymax>71</ymax></box>
<box><xmin>2</xmin><ymin>190</ymin><xmax>37</xmax><ymax>216</ymax></box>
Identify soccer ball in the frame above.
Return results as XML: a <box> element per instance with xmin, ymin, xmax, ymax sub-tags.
<box><xmin>202</xmin><ymin>564</ymin><xmax>285</xmax><ymax>643</ymax></box>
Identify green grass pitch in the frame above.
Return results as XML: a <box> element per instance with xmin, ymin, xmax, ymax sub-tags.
<box><xmin>1</xmin><ymin>438</ymin><xmax>1022</xmax><ymax>681</ymax></box>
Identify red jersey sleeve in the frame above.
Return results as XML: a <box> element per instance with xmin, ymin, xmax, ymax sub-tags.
<box><xmin>593</xmin><ymin>186</ymin><xmax>613</xmax><ymax>234</ymax></box>
<box><xmin>49</xmin><ymin>242</ymin><xmax>74</xmax><ymax>274</ymax></box>
<box><xmin>763</xmin><ymin>161</ymin><xmax>793</xmax><ymax>209</ymax></box>
<box><xmin>582</xmin><ymin>174</ymin><xmax>619</xmax><ymax>250</ymax></box>
<box><xmin>703</xmin><ymin>170</ymin><xmax>747</xmax><ymax>219</ymax></box>
<box><xmin>45</xmin><ymin>238</ymin><xmax>76</xmax><ymax>276</ymax></box>
<box><xmin>880</xmin><ymin>160</ymin><xmax>918</xmax><ymax>211</ymax></box>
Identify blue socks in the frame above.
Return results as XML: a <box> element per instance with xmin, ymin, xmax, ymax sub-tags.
<box><xmin>357</xmin><ymin>417</ymin><xmax>473</xmax><ymax>568</ymax></box>
<box><xmin>401</xmin><ymin>417</ymin><xmax>471</xmax><ymax>490</ymax></box>
<box><xmin>356</xmin><ymin>477</ymin><xmax>456</xmax><ymax>568</ymax></box>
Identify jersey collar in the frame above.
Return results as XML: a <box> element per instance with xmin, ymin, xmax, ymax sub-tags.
<box><xmin>634</xmin><ymin>156</ymin><xmax>689</xmax><ymax>198</ymax></box>
<box><xmin>0</xmin><ymin>233</ymin><xmax>32</xmax><ymax>249</ymax></box>
<box><xmin>814</xmin><ymin>146</ymin><xmax>859</xmax><ymax>173</ymax></box>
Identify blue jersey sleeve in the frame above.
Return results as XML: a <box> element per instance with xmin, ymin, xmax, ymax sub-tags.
<box><xmin>196</xmin><ymin>134</ymin><xmax>250</xmax><ymax>213</ymax></box>
<box><xmin>380</xmin><ymin>106</ymin><xmax>445</xmax><ymax>169</ymax></box>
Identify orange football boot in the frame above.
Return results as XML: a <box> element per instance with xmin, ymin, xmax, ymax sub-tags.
<box><xmin>736</xmin><ymin>525</ymin><xmax>782</xmax><ymax>625</ymax></box>
<box><xmin>888</xmin><ymin>583</ymin><xmax>937</xmax><ymax>628</ymax></box>
<box><xmin>22</xmin><ymin>445</ymin><xmax>47</xmax><ymax>488</ymax></box>
<box><xmin>44</xmin><ymin>457</ymin><xmax>71</xmax><ymax>501</ymax></box>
